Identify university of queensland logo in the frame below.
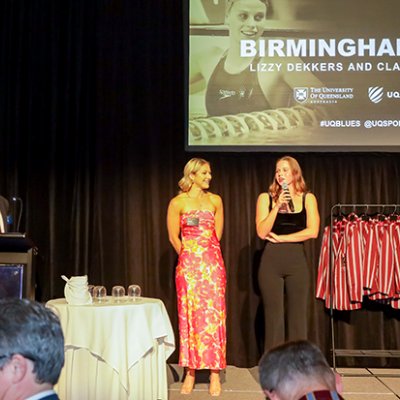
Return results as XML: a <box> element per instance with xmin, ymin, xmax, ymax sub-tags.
<box><xmin>294</xmin><ymin>87</ymin><xmax>309</xmax><ymax>103</ymax></box>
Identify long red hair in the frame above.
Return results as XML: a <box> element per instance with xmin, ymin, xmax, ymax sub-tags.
<box><xmin>269</xmin><ymin>156</ymin><xmax>307</xmax><ymax>201</ymax></box>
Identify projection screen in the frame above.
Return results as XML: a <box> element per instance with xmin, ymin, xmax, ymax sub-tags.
<box><xmin>186</xmin><ymin>0</ymin><xmax>400</xmax><ymax>151</ymax></box>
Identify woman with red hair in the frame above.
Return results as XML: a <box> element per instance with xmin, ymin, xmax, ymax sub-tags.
<box><xmin>256</xmin><ymin>156</ymin><xmax>320</xmax><ymax>351</ymax></box>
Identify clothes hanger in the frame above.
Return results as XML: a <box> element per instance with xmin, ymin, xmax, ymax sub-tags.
<box><xmin>377</xmin><ymin>205</ymin><xmax>386</xmax><ymax>221</ymax></box>
<box><xmin>348</xmin><ymin>205</ymin><xmax>357</xmax><ymax>221</ymax></box>
<box><xmin>361</xmin><ymin>205</ymin><xmax>370</xmax><ymax>221</ymax></box>
<box><xmin>389</xmin><ymin>205</ymin><xmax>398</xmax><ymax>221</ymax></box>
<box><xmin>336</xmin><ymin>204</ymin><xmax>344</xmax><ymax>221</ymax></box>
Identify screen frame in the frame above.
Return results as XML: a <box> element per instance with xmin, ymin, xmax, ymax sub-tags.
<box><xmin>184</xmin><ymin>0</ymin><xmax>400</xmax><ymax>153</ymax></box>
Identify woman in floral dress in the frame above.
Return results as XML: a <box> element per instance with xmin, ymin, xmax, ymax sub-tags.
<box><xmin>167</xmin><ymin>158</ymin><xmax>226</xmax><ymax>396</ymax></box>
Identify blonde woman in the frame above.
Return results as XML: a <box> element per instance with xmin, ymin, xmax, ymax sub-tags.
<box><xmin>167</xmin><ymin>158</ymin><xmax>226</xmax><ymax>396</ymax></box>
<box><xmin>256</xmin><ymin>156</ymin><xmax>320</xmax><ymax>351</ymax></box>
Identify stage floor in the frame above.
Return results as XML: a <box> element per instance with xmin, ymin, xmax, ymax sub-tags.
<box><xmin>168</xmin><ymin>364</ymin><xmax>400</xmax><ymax>399</ymax></box>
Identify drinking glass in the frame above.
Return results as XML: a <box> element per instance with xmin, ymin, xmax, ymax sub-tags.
<box><xmin>93</xmin><ymin>285</ymin><xmax>107</xmax><ymax>303</ymax></box>
<box><xmin>127</xmin><ymin>284</ymin><xmax>141</xmax><ymax>301</ymax></box>
<box><xmin>87</xmin><ymin>285</ymin><xmax>95</xmax><ymax>298</ymax></box>
<box><xmin>111</xmin><ymin>285</ymin><xmax>126</xmax><ymax>302</ymax></box>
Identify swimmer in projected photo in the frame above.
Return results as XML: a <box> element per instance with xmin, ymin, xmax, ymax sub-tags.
<box><xmin>189</xmin><ymin>0</ymin><xmax>298</xmax><ymax>25</ymax></box>
<box><xmin>189</xmin><ymin>0</ymin><xmax>324</xmax><ymax>117</ymax></box>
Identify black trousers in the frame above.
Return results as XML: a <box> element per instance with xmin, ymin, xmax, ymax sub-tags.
<box><xmin>258</xmin><ymin>242</ymin><xmax>309</xmax><ymax>351</ymax></box>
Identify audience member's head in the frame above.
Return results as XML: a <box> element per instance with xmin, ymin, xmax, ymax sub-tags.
<box><xmin>259</xmin><ymin>340</ymin><xmax>343</xmax><ymax>400</ymax></box>
<box><xmin>0</xmin><ymin>298</ymin><xmax>64</xmax><ymax>399</ymax></box>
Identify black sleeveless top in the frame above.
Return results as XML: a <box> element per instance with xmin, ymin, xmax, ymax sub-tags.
<box><xmin>205</xmin><ymin>54</ymin><xmax>270</xmax><ymax>116</ymax></box>
<box><xmin>268</xmin><ymin>193</ymin><xmax>307</xmax><ymax>235</ymax></box>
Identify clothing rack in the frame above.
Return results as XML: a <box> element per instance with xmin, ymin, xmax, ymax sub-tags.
<box><xmin>329</xmin><ymin>203</ymin><xmax>400</xmax><ymax>372</ymax></box>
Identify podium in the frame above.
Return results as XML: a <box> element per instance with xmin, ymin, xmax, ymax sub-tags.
<box><xmin>0</xmin><ymin>234</ymin><xmax>36</xmax><ymax>300</ymax></box>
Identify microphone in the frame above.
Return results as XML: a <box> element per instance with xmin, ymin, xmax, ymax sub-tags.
<box><xmin>11</xmin><ymin>196</ymin><xmax>23</xmax><ymax>232</ymax></box>
<box><xmin>281</xmin><ymin>182</ymin><xmax>295</xmax><ymax>212</ymax></box>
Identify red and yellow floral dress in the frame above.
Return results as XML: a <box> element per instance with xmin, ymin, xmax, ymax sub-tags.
<box><xmin>176</xmin><ymin>209</ymin><xmax>227</xmax><ymax>370</ymax></box>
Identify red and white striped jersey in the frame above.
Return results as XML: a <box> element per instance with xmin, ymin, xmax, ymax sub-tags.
<box><xmin>317</xmin><ymin>213</ymin><xmax>400</xmax><ymax>310</ymax></box>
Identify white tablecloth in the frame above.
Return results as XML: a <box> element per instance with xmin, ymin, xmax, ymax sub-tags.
<box><xmin>46</xmin><ymin>297</ymin><xmax>175</xmax><ymax>400</ymax></box>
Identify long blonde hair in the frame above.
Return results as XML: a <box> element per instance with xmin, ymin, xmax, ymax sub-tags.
<box><xmin>269</xmin><ymin>156</ymin><xmax>307</xmax><ymax>201</ymax></box>
<box><xmin>178</xmin><ymin>158</ymin><xmax>210</xmax><ymax>193</ymax></box>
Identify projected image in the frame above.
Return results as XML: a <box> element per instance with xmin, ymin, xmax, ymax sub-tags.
<box><xmin>189</xmin><ymin>0</ymin><xmax>306</xmax><ymax>26</ymax></box>
<box><xmin>187</xmin><ymin>0</ymin><xmax>400</xmax><ymax>150</ymax></box>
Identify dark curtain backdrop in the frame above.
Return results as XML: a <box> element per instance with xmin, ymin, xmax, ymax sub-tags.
<box><xmin>1</xmin><ymin>1</ymin><xmax>400</xmax><ymax>367</ymax></box>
